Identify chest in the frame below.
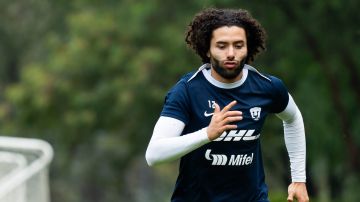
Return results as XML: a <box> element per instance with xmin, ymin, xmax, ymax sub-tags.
<box><xmin>186</xmin><ymin>85</ymin><xmax>273</xmax><ymax>132</ymax></box>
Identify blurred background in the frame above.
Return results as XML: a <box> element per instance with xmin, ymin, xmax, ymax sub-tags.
<box><xmin>0</xmin><ymin>0</ymin><xmax>359</xmax><ymax>201</ymax></box>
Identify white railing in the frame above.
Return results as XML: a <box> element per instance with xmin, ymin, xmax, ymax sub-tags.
<box><xmin>0</xmin><ymin>136</ymin><xmax>54</xmax><ymax>202</ymax></box>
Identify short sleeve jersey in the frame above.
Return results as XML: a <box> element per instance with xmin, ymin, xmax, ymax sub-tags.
<box><xmin>161</xmin><ymin>64</ymin><xmax>289</xmax><ymax>202</ymax></box>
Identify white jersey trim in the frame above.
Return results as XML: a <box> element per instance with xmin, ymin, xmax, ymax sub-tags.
<box><xmin>187</xmin><ymin>63</ymin><xmax>209</xmax><ymax>82</ymax></box>
<box><xmin>202</xmin><ymin>68</ymin><xmax>248</xmax><ymax>89</ymax></box>
<box><xmin>187</xmin><ymin>63</ymin><xmax>271</xmax><ymax>89</ymax></box>
<box><xmin>245</xmin><ymin>65</ymin><xmax>271</xmax><ymax>81</ymax></box>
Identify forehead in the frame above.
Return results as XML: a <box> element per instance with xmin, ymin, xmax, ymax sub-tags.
<box><xmin>211</xmin><ymin>26</ymin><xmax>247</xmax><ymax>43</ymax></box>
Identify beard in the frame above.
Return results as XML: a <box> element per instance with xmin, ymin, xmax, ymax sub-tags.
<box><xmin>210</xmin><ymin>57</ymin><xmax>246</xmax><ymax>80</ymax></box>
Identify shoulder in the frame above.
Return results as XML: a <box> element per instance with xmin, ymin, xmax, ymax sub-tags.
<box><xmin>170</xmin><ymin>63</ymin><xmax>208</xmax><ymax>91</ymax></box>
<box><xmin>179</xmin><ymin>72</ymin><xmax>196</xmax><ymax>84</ymax></box>
<box><xmin>169</xmin><ymin>71</ymin><xmax>196</xmax><ymax>92</ymax></box>
<box><xmin>245</xmin><ymin>65</ymin><xmax>289</xmax><ymax>112</ymax></box>
<box><xmin>267</xmin><ymin>75</ymin><xmax>287</xmax><ymax>91</ymax></box>
<box><xmin>164</xmin><ymin>70</ymin><xmax>199</xmax><ymax>102</ymax></box>
<box><xmin>245</xmin><ymin>64</ymin><xmax>287</xmax><ymax>90</ymax></box>
<box><xmin>161</xmin><ymin>72</ymin><xmax>196</xmax><ymax>124</ymax></box>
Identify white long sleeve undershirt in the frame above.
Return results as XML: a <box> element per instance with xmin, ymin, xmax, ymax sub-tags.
<box><xmin>145</xmin><ymin>118</ymin><xmax>210</xmax><ymax>166</ymax></box>
<box><xmin>276</xmin><ymin>94</ymin><xmax>306</xmax><ymax>182</ymax></box>
<box><xmin>145</xmin><ymin>94</ymin><xmax>306</xmax><ymax>182</ymax></box>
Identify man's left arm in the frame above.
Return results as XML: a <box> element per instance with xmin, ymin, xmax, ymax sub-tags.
<box><xmin>276</xmin><ymin>94</ymin><xmax>309</xmax><ymax>202</ymax></box>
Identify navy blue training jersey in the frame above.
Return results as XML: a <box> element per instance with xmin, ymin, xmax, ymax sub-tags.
<box><xmin>161</xmin><ymin>64</ymin><xmax>289</xmax><ymax>202</ymax></box>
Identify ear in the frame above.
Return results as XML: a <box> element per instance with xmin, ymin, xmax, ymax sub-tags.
<box><xmin>207</xmin><ymin>51</ymin><xmax>210</xmax><ymax>58</ymax></box>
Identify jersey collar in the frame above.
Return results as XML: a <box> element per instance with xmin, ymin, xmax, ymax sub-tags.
<box><xmin>203</xmin><ymin>67</ymin><xmax>248</xmax><ymax>89</ymax></box>
<box><xmin>187</xmin><ymin>63</ymin><xmax>271</xmax><ymax>89</ymax></box>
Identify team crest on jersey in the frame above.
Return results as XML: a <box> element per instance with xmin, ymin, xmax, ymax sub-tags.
<box><xmin>250</xmin><ymin>107</ymin><xmax>261</xmax><ymax>121</ymax></box>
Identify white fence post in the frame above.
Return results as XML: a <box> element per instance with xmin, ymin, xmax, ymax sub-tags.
<box><xmin>0</xmin><ymin>136</ymin><xmax>54</xmax><ymax>202</ymax></box>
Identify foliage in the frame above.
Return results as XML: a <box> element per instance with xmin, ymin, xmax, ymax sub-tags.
<box><xmin>0</xmin><ymin>0</ymin><xmax>358</xmax><ymax>201</ymax></box>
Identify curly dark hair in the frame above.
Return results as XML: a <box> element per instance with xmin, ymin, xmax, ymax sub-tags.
<box><xmin>185</xmin><ymin>8</ymin><xmax>266</xmax><ymax>64</ymax></box>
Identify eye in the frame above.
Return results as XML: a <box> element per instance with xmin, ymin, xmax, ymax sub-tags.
<box><xmin>217</xmin><ymin>44</ymin><xmax>226</xmax><ymax>49</ymax></box>
<box><xmin>235</xmin><ymin>44</ymin><xmax>243</xmax><ymax>49</ymax></box>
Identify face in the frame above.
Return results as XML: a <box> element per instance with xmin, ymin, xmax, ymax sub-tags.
<box><xmin>207</xmin><ymin>26</ymin><xmax>248</xmax><ymax>83</ymax></box>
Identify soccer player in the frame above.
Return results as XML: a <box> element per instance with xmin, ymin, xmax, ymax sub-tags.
<box><xmin>145</xmin><ymin>8</ymin><xmax>309</xmax><ymax>202</ymax></box>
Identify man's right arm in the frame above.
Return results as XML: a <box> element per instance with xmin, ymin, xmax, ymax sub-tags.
<box><xmin>145</xmin><ymin>101</ymin><xmax>242</xmax><ymax>166</ymax></box>
<box><xmin>145</xmin><ymin>116</ymin><xmax>210</xmax><ymax>166</ymax></box>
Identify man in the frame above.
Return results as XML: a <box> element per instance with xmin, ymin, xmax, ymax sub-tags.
<box><xmin>146</xmin><ymin>8</ymin><xmax>309</xmax><ymax>202</ymax></box>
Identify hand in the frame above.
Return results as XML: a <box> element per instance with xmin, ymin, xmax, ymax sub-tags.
<box><xmin>206</xmin><ymin>100</ymin><xmax>243</xmax><ymax>141</ymax></box>
<box><xmin>287</xmin><ymin>182</ymin><xmax>309</xmax><ymax>202</ymax></box>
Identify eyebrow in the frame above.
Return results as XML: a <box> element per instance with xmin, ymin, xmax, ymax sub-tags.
<box><xmin>216</xmin><ymin>40</ymin><xmax>245</xmax><ymax>44</ymax></box>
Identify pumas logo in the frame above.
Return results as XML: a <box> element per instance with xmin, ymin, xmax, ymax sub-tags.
<box><xmin>205</xmin><ymin>149</ymin><xmax>254</xmax><ymax>166</ymax></box>
<box><xmin>250</xmin><ymin>107</ymin><xmax>261</xmax><ymax>121</ymax></box>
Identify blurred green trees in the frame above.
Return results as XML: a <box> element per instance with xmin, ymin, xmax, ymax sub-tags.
<box><xmin>0</xmin><ymin>0</ymin><xmax>358</xmax><ymax>202</ymax></box>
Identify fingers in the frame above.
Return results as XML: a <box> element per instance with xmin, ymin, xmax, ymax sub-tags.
<box><xmin>216</xmin><ymin>101</ymin><xmax>242</xmax><ymax>124</ymax></box>
<box><xmin>214</xmin><ymin>101</ymin><xmax>241</xmax><ymax>116</ymax></box>
<box><xmin>287</xmin><ymin>182</ymin><xmax>309</xmax><ymax>202</ymax></box>
<box><xmin>207</xmin><ymin>100</ymin><xmax>242</xmax><ymax>141</ymax></box>
<box><xmin>214</xmin><ymin>102</ymin><xmax>220</xmax><ymax>114</ymax></box>
<box><xmin>288</xmin><ymin>193</ymin><xmax>310</xmax><ymax>202</ymax></box>
<box><xmin>221</xmin><ymin>100</ymin><xmax>237</xmax><ymax>112</ymax></box>
<box><xmin>213</xmin><ymin>101</ymin><xmax>242</xmax><ymax>124</ymax></box>
<box><xmin>220</xmin><ymin>124</ymin><xmax>238</xmax><ymax>131</ymax></box>
<box><xmin>287</xmin><ymin>185</ymin><xmax>294</xmax><ymax>202</ymax></box>
<box><xmin>224</xmin><ymin>110</ymin><xmax>243</xmax><ymax>117</ymax></box>
<box><xmin>221</xmin><ymin>115</ymin><xmax>243</xmax><ymax>125</ymax></box>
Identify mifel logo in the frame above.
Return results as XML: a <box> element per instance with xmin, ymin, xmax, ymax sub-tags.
<box><xmin>205</xmin><ymin>149</ymin><xmax>254</xmax><ymax>166</ymax></box>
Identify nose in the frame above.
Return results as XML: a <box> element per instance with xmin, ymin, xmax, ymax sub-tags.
<box><xmin>227</xmin><ymin>46</ymin><xmax>235</xmax><ymax>60</ymax></box>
